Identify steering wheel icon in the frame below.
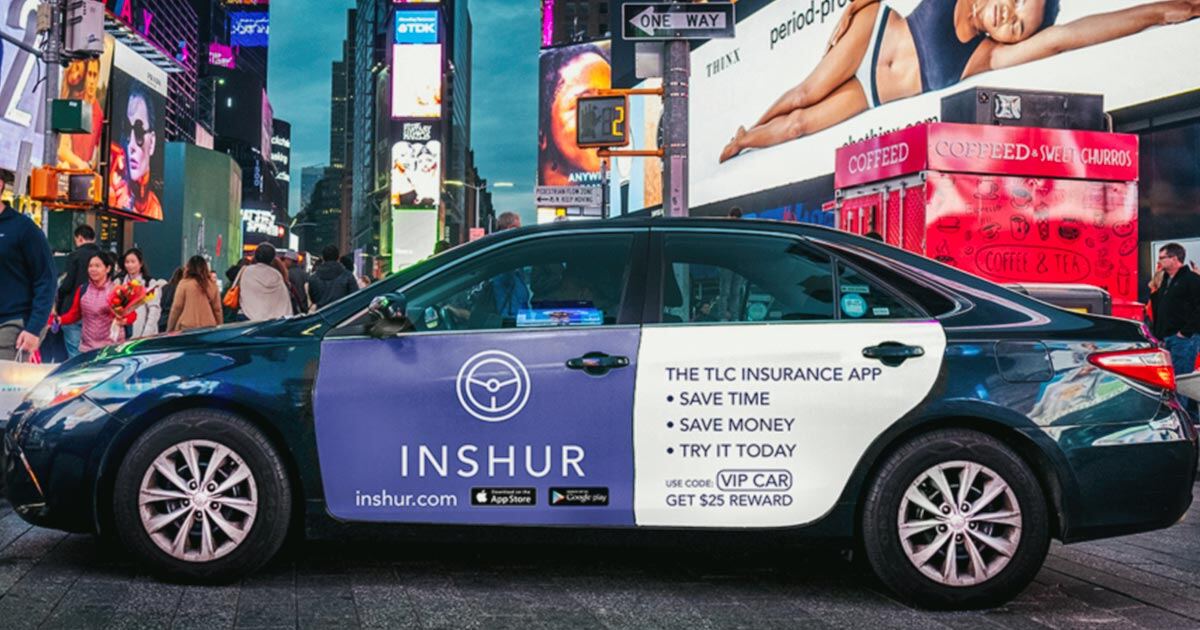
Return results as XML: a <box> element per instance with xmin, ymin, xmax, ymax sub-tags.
<box><xmin>456</xmin><ymin>350</ymin><xmax>531</xmax><ymax>422</ymax></box>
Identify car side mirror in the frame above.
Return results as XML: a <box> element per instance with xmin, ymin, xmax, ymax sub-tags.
<box><xmin>367</xmin><ymin>292</ymin><xmax>413</xmax><ymax>338</ymax></box>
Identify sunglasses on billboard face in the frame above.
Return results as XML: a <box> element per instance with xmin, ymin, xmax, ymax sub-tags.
<box><xmin>128</xmin><ymin>119</ymin><xmax>151</xmax><ymax>147</ymax></box>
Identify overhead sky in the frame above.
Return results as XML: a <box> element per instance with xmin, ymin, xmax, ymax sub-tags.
<box><xmin>269</xmin><ymin>1</ymin><xmax>538</xmax><ymax>222</ymax></box>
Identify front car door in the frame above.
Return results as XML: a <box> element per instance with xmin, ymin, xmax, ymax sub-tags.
<box><xmin>633</xmin><ymin>228</ymin><xmax>947</xmax><ymax>528</ymax></box>
<box><xmin>314</xmin><ymin>229</ymin><xmax>649</xmax><ymax>526</ymax></box>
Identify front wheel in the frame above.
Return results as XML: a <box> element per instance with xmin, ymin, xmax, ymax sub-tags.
<box><xmin>861</xmin><ymin>429</ymin><xmax>1050</xmax><ymax>609</ymax></box>
<box><xmin>113</xmin><ymin>410</ymin><xmax>292</xmax><ymax>582</ymax></box>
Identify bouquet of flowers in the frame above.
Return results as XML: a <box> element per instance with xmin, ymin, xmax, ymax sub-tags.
<box><xmin>108</xmin><ymin>279</ymin><xmax>156</xmax><ymax>341</ymax></box>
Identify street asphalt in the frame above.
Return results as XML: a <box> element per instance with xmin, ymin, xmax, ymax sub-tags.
<box><xmin>1</xmin><ymin>488</ymin><xmax>1199</xmax><ymax>629</ymax></box>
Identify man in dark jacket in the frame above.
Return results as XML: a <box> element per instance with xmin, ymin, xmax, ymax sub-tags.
<box><xmin>308</xmin><ymin>245</ymin><xmax>359</xmax><ymax>309</ymax></box>
<box><xmin>1151</xmin><ymin>243</ymin><xmax>1200</xmax><ymax>382</ymax></box>
<box><xmin>55</xmin><ymin>224</ymin><xmax>100</xmax><ymax>357</ymax></box>
<box><xmin>0</xmin><ymin>180</ymin><xmax>57</xmax><ymax>360</ymax></box>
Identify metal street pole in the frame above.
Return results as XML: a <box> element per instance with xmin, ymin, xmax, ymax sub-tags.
<box><xmin>41</xmin><ymin>0</ymin><xmax>62</xmax><ymax>169</ymax></box>
<box><xmin>662</xmin><ymin>38</ymin><xmax>689</xmax><ymax>217</ymax></box>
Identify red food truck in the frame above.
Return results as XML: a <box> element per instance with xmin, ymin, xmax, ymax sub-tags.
<box><xmin>830</xmin><ymin>122</ymin><xmax>1141</xmax><ymax>319</ymax></box>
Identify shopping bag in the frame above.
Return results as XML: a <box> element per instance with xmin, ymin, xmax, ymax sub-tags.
<box><xmin>0</xmin><ymin>352</ymin><xmax>57</xmax><ymax>425</ymax></box>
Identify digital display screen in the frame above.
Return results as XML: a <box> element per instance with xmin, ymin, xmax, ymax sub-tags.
<box><xmin>230</xmin><ymin>11</ymin><xmax>269</xmax><ymax>47</ymax></box>
<box><xmin>395</xmin><ymin>10</ymin><xmax>439</xmax><ymax>44</ymax></box>
<box><xmin>391</xmin><ymin>44</ymin><xmax>442</xmax><ymax>119</ymax></box>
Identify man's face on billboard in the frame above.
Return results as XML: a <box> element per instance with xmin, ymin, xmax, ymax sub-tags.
<box><xmin>126</xmin><ymin>95</ymin><xmax>155</xmax><ymax>182</ymax></box>
<box><xmin>84</xmin><ymin>60</ymin><xmax>100</xmax><ymax>100</ymax></box>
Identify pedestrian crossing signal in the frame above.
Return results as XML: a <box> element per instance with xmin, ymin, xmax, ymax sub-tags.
<box><xmin>576</xmin><ymin>95</ymin><xmax>630</xmax><ymax>148</ymax></box>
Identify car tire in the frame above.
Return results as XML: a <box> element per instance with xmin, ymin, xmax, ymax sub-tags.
<box><xmin>861</xmin><ymin>428</ymin><xmax>1049</xmax><ymax>609</ymax></box>
<box><xmin>113</xmin><ymin>409</ymin><xmax>292</xmax><ymax>583</ymax></box>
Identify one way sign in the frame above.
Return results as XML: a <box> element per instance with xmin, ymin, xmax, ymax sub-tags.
<box><xmin>622</xmin><ymin>3</ymin><xmax>736</xmax><ymax>41</ymax></box>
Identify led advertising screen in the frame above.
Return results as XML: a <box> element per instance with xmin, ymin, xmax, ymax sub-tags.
<box><xmin>688</xmin><ymin>0</ymin><xmax>1200</xmax><ymax>209</ymax></box>
<box><xmin>107</xmin><ymin>38</ymin><xmax>168</xmax><ymax>221</ymax></box>
<box><xmin>390</xmin><ymin>121</ymin><xmax>441</xmax><ymax>209</ymax></box>
<box><xmin>208</xmin><ymin>43</ymin><xmax>236</xmax><ymax>69</ymax></box>
<box><xmin>391</xmin><ymin>43</ymin><xmax>442</xmax><ymax>119</ymax></box>
<box><xmin>1</xmin><ymin>0</ymin><xmax>52</xmax><ymax>173</ymax></box>
<box><xmin>394</xmin><ymin>10</ymin><xmax>439</xmax><ymax>44</ymax></box>
<box><xmin>230</xmin><ymin>11</ymin><xmax>270</xmax><ymax>47</ymax></box>
<box><xmin>538</xmin><ymin>40</ymin><xmax>611</xmax><ymax>188</ymax></box>
<box><xmin>391</xmin><ymin>208</ymin><xmax>439</xmax><ymax>272</ymax></box>
<box><xmin>55</xmin><ymin>34</ymin><xmax>115</xmax><ymax>172</ymax></box>
<box><xmin>271</xmin><ymin>119</ymin><xmax>291</xmax><ymax>184</ymax></box>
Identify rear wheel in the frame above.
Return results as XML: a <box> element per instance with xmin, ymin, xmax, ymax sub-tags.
<box><xmin>113</xmin><ymin>410</ymin><xmax>291</xmax><ymax>582</ymax></box>
<box><xmin>862</xmin><ymin>429</ymin><xmax>1049</xmax><ymax>609</ymax></box>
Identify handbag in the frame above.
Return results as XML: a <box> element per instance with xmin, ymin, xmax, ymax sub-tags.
<box><xmin>1</xmin><ymin>351</ymin><xmax>57</xmax><ymax>425</ymax></box>
<box><xmin>223</xmin><ymin>268</ymin><xmax>244</xmax><ymax>310</ymax></box>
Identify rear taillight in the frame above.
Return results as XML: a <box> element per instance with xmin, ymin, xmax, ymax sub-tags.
<box><xmin>1088</xmin><ymin>348</ymin><xmax>1176</xmax><ymax>391</ymax></box>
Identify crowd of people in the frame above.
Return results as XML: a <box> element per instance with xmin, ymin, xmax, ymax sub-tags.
<box><xmin>0</xmin><ymin>177</ymin><xmax>369</xmax><ymax>362</ymax></box>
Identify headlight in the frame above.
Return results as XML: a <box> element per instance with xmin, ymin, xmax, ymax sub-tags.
<box><xmin>25</xmin><ymin>366</ymin><xmax>123</xmax><ymax>410</ymax></box>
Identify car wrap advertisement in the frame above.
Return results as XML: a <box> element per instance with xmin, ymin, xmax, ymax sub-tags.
<box><xmin>634</xmin><ymin>323</ymin><xmax>945</xmax><ymax>528</ymax></box>
<box><xmin>688</xmin><ymin>0</ymin><xmax>1200</xmax><ymax>208</ymax></box>
<box><xmin>107</xmin><ymin>38</ymin><xmax>168</xmax><ymax>221</ymax></box>
<box><xmin>314</xmin><ymin>331</ymin><xmax>639</xmax><ymax>525</ymax></box>
<box><xmin>538</xmin><ymin>40</ymin><xmax>611</xmax><ymax>188</ymax></box>
<box><xmin>55</xmin><ymin>35</ymin><xmax>115</xmax><ymax>173</ymax></box>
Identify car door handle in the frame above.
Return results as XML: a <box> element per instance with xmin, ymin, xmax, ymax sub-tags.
<box><xmin>863</xmin><ymin>342</ymin><xmax>925</xmax><ymax>367</ymax></box>
<box><xmin>566</xmin><ymin>352</ymin><xmax>630</xmax><ymax>375</ymax></box>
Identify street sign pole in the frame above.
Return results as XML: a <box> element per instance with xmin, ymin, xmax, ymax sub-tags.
<box><xmin>41</xmin><ymin>0</ymin><xmax>62</xmax><ymax>172</ymax></box>
<box><xmin>663</xmin><ymin>38</ymin><xmax>689</xmax><ymax>218</ymax></box>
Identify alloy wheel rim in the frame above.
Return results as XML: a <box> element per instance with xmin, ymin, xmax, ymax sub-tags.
<box><xmin>897</xmin><ymin>460</ymin><xmax>1022</xmax><ymax>587</ymax></box>
<box><xmin>137</xmin><ymin>439</ymin><xmax>258</xmax><ymax>563</ymax></box>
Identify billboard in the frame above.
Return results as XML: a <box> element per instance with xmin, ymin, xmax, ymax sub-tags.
<box><xmin>538</xmin><ymin>40</ymin><xmax>611</xmax><ymax>188</ymax></box>
<box><xmin>208</xmin><ymin>43</ymin><xmax>236</xmax><ymax>69</ymax></box>
<box><xmin>687</xmin><ymin>0</ymin><xmax>1200</xmax><ymax>208</ymax></box>
<box><xmin>271</xmin><ymin>119</ymin><xmax>291</xmax><ymax>184</ymax></box>
<box><xmin>391</xmin><ymin>44</ymin><xmax>442</xmax><ymax>119</ymax></box>
<box><xmin>107</xmin><ymin>38</ymin><xmax>168</xmax><ymax>221</ymax></box>
<box><xmin>1</xmin><ymin>0</ymin><xmax>50</xmax><ymax>174</ymax></box>
<box><xmin>391</xmin><ymin>208</ymin><xmax>439</xmax><ymax>272</ymax></box>
<box><xmin>230</xmin><ymin>11</ymin><xmax>270</xmax><ymax>47</ymax></box>
<box><xmin>390</xmin><ymin>121</ymin><xmax>441</xmax><ymax>209</ymax></box>
<box><xmin>55</xmin><ymin>35</ymin><xmax>115</xmax><ymax>172</ymax></box>
<box><xmin>394</xmin><ymin>10</ymin><xmax>439</xmax><ymax>44</ymax></box>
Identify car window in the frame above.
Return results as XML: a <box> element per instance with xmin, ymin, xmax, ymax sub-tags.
<box><xmin>836</xmin><ymin>261</ymin><xmax>924</xmax><ymax>320</ymax></box>
<box><xmin>660</xmin><ymin>233</ymin><xmax>836</xmax><ymax>324</ymax></box>
<box><xmin>399</xmin><ymin>233</ymin><xmax>638</xmax><ymax>332</ymax></box>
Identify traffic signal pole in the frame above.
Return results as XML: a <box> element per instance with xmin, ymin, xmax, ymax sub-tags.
<box><xmin>41</xmin><ymin>0</ymin><xmax>62</xmax><ymax>170</ymax></box>
<box><xmin>662</xmin><ymin>38</ymin><xmax>689</xmax><ymax>217</ymax></box>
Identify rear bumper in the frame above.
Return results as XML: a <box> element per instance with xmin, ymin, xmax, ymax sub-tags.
<box><xmin>1052</xmin><ymin>418</ymin><xmax>1197</xmax><ymax>543</ymax></box>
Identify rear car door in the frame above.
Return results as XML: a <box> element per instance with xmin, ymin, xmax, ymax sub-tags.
<box><xmin>315</xmin><ymin>230</ymin><xmax>649</xmax><ymax>525</ymax></box>
<box><xmin>634</xmin><ymin>229</ymin><xmax>947</xmax><ymax>528</ymax></box>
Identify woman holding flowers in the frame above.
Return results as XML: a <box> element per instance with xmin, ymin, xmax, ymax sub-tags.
<box><xmin>116</xmin><ymin>247</ymin><xmax>164</xmax><ymax>338</ymax></box>
<box><xmin>58</xmin><ymin>251</ymin><xmax>136</xmax><ymax>353</ymax></box>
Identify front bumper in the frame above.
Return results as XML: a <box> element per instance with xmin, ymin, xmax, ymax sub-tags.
<box><xmin>3</xmin><ymin>396</ymin><xmax>116</xmax><ymax>533</ymax></box>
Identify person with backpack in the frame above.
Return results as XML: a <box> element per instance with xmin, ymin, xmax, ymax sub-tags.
<box><xmin>307</xmin><ymin>245</ymin><xmax>359</xmax><ymax>309</ymax></box>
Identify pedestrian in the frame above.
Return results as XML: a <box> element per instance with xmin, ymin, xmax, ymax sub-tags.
<box><xmin>157</xmin><ymin>267</ymin><xmax>184</xmax><ymax>333</ymax></box>
<box><xmin>727</xmin><ymin>206</ymin><xmax>743</xmax><ymax>219</ymax></box>
<box><xmin>496</xmin><ymin>212</ymin><xmax>521</xmax><ymax>231</ymax></box>
<box><xmin>56</xmin><ymin>224</ymin><xmax>101</xmax><ymax>357</ymax></box>
<box><xmin>116</xmin><ymin>247</ymin><xmax>165</xmax><ymax>338</ymax></box>
<box><xmin>0</xmin><ymin>178</ymin><xmax>56</xmax><ymax>361</ymax></box>
<box><xmin>283</xmin><ymin>251</ymin><xmax>309</xmax><ymax>314</ymax></box>
<box><xmin>1150</xmin><ymin>243</ymin><xmax>1200</xmax><ymax>387</ymax></box>
<box><xmin>234</xmin><ymin>243</ymin><xmax>293</xmax><ymax>322</ymax></box>
<box><xmin>167</xmin><ymin>256</ymin><xmax>222</xmax><ymax>332</ymax></box>
<box><xmin>308</xmin><ymin>245</ymin><xmax>360</xmax><ymax>309</ymax></box>
<box><xmin>57</xmin><ymin>251</ymin><xmax>132</xmax><ymax>354</ymax></box>
<box><xmin>433</xmin><ymin>240</ymin><xmax>452</xmax><ymax>254</ymax></box>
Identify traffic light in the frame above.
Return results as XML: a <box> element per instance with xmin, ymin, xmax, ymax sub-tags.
<box><xmin>30</xmin><ymin>166</ymin><xmax>102</xmax><ymax>206</ymax></box>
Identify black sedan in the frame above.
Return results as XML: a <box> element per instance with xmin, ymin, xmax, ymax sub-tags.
<box><xmin>4</xmin><ymin>218</ymin><xmax>1195</xmax><ymax>609</ymax></box>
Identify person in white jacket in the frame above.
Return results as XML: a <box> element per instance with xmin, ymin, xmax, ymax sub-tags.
<box><xmin>117</xmin><ymin>247</ymin><xmax>165</xmax><ymax>338</ymax></box>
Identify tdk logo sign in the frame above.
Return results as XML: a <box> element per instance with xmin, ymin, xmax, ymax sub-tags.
<box><xmin>395</xmin><ymin>11</ymin><xmax>439</xmax><ymax>44</ymax></box>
